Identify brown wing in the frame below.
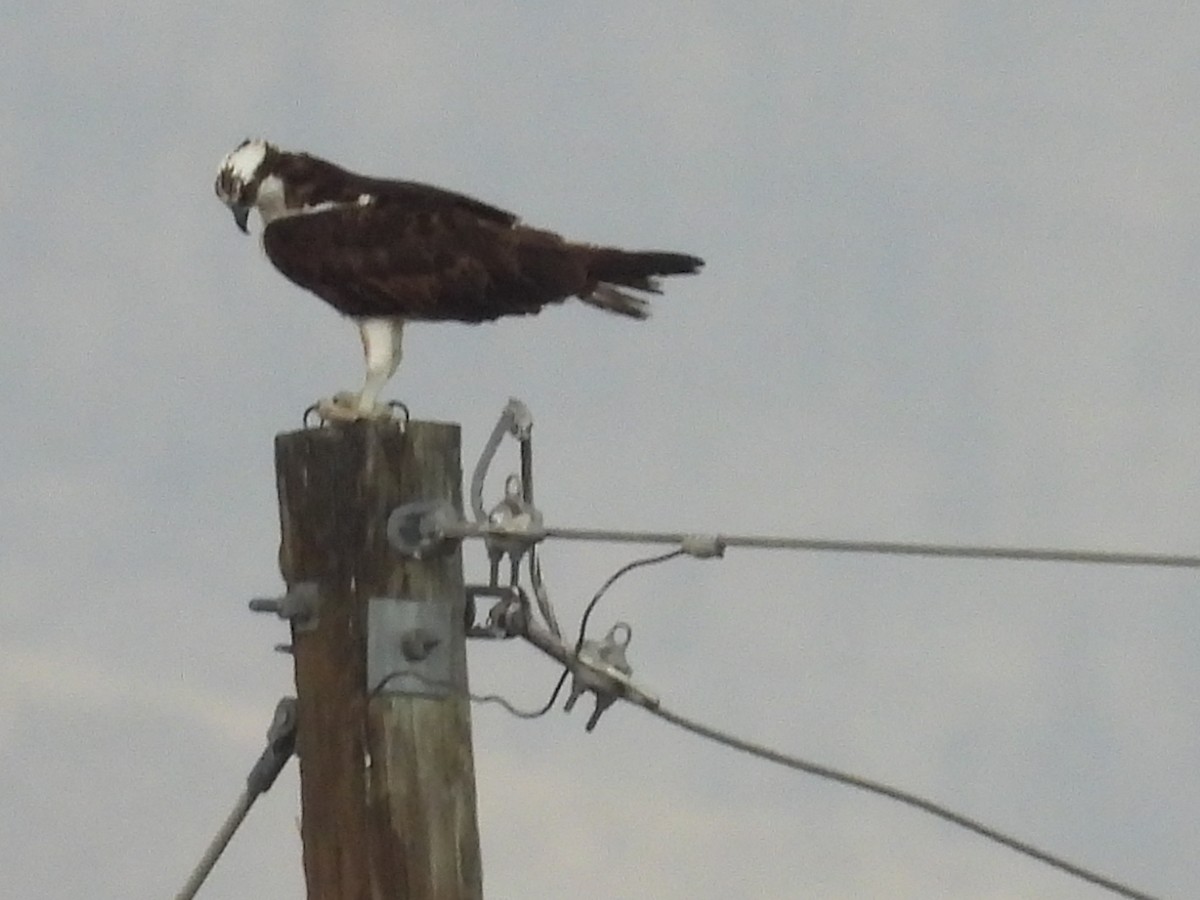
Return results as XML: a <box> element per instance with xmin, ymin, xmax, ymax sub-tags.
<box><xmin>262</xmin><ymin>203</ymin><xmax>589</xmax><ymax>322</ymax></box>
<box><xmin>358</xmin><ymin>177</ymin><xmax>519</xmax><ymax>226</ymax></box>
<box><xmin>272</xmin><ymin>153</ymin><xmax>520</xmax><ymax>227</ymax></box>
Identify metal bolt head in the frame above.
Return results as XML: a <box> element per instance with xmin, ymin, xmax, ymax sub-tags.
<box><xmin>400</xmin><ymin>628</ymin><xmax>441</xmax><ymax>662</ymax></box>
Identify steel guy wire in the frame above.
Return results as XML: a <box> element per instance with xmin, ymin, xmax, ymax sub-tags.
<box><xmin>175</xmin><ymin>790</ymin><xmax>256</xmax><ymax>900</ymax></box>
<box><xmin>175</xmin><ymin>698</ymin><xmax>296</xmax><ymax>900</ymax></box>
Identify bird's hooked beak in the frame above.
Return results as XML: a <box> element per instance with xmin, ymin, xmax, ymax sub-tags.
<box><xmin>231</xmin><ymin>204</ymin><xmax>251</xmax><ymax>234</ymax></box>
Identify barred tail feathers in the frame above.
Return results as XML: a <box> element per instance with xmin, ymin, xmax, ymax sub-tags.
<box><xmin>581</xmin><ymin>248</ymin><xmax>704</xmax><ymax>319</ymax></box>
<box><xmin>585</xmin><ymin>284</ymin><xmax>652</xmax><ymax>319</ymax></box>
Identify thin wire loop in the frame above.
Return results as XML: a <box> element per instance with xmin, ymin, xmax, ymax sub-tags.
<box><xmin>575</xmin><ymin>549</ymin><xmax>686</xmax><ymax>653</ymax></box>
<box><xmin>370</xmin><ymin>668</ymin><xmax>559</xmax><ymax>719</ymax></box>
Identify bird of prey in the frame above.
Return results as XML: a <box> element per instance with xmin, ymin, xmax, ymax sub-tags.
<box><xmin>214</xmin><ymin>139</ymin><xmax>704</xmax><ymax>421</ymax></box>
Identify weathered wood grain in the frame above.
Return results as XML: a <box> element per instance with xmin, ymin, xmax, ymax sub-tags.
<box><xmin>275</xmin><ymin>420</ymin><xmax>482</xmax><ymax>900</ymax></box>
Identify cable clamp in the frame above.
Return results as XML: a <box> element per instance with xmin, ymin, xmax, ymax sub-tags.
<box><xmin>565</xmin><ymin>623</ymin><xmax>658</xmax><ymax>730</ymax></box>
<box><xmin>484</xmin><ymin>474</ymin><xmax>544</xmax><ymax>570</ymax></box>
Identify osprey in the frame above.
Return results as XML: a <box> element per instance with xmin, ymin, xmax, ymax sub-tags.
<box><xmin>214</xmin><ymin>139</ymin><xmax>704</xmax><ymax>421</ymax></box>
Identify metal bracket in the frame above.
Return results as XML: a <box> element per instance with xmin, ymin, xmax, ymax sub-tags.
<box><xmin>464</xmin><ymin>585</ymin><xmax>529</xmax><ymax>639</ymax></box>
<box><xmin>387</xmin><ymin>496</ymin><xmax>549</xmax><ymax>561</ymax></box>
<box><xmin>249</xmin><ymin>582</ymin><xmax>321</xmax><ymax>632</ymax></box>
<box><xmin>366</xmin><ymin>597</ymin><xmax>456</xmax><ymax>698</ymax></box>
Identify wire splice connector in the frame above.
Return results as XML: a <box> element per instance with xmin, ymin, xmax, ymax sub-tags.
<box><xmin>680</xmin><ymin>534</ymin><xmax>726</xmax><ymax>558</ymax></box>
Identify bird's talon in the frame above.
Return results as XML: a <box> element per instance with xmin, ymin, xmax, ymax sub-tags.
<box><xmin>314</xmin><ymin>394</ymin><xmax>363</xmax><ymax>424</ymax></box>
<box><xmin>313</xmin><ymin>394</ymin><xmax>401</xmax><ymax>425</ymax></box>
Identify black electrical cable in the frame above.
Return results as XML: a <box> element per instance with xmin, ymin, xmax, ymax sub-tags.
<box><xmin>574</xmin><ymin>549</ymin><xmax>686</xmax><ymax>653</ymax></box>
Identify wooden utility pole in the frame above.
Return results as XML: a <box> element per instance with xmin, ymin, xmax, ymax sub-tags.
<box><xmin>274</xmin><ymin>419</ymin><xmax>483</xmax><ymax>900</ymax></box>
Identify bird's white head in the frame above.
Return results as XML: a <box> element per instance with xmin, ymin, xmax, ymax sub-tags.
<box><xmin>214</xmin><ymin>138</ymin><xmax>277</xmax><ymax>233</ymax></box>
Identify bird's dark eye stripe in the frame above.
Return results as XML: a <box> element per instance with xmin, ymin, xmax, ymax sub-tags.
<box><xmin>215</xmin><ymin>169</ymin><xmax>249</xmax><ymax>202</ymax></box>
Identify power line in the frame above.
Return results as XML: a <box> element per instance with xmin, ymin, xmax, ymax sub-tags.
<box><xmin>389</xmin><ymin>404</ymin><xmax>1187</xmax><ymax>896</ymax></box>
<box><xmin>438</xmin><ymin>518</ymin><xmax>1200</xmax><ymax>570</ymax></box>
<box><xmin>446</xmin><ymin>565</ymin><xmax>1161</xmax><ymax>900</ymax></box>
<box><xmin>436</xmin><ymin>653</ymin><xmax>1158</xmax><ymax>900</ymax></box>
<box><xmin>644</xmin><ymin>703</ymin><xmax>1159</xmax><ymax>900</ymax></box>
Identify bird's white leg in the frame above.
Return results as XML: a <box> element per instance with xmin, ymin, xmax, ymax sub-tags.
<box><xmin>317</xmin><ymin>318</ymin><xmax>404</xmax><ymax>422</ymax></box>
<box><xmin>356</xmin><ymin>317</ymin><xmax>404</xmax><ymax>414</ymax></box>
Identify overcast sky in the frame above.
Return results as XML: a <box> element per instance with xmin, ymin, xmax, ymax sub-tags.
<box><xmin>3</xmin><ymin>3</ymin><xmax>1198</xmax><ymax>898</ymax></box>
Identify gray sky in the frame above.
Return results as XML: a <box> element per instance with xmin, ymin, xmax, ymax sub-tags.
<box><xmin>3</xmin><ymin>3</ymin><xmax>1198</xmax><ymax>898</ymax></box>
